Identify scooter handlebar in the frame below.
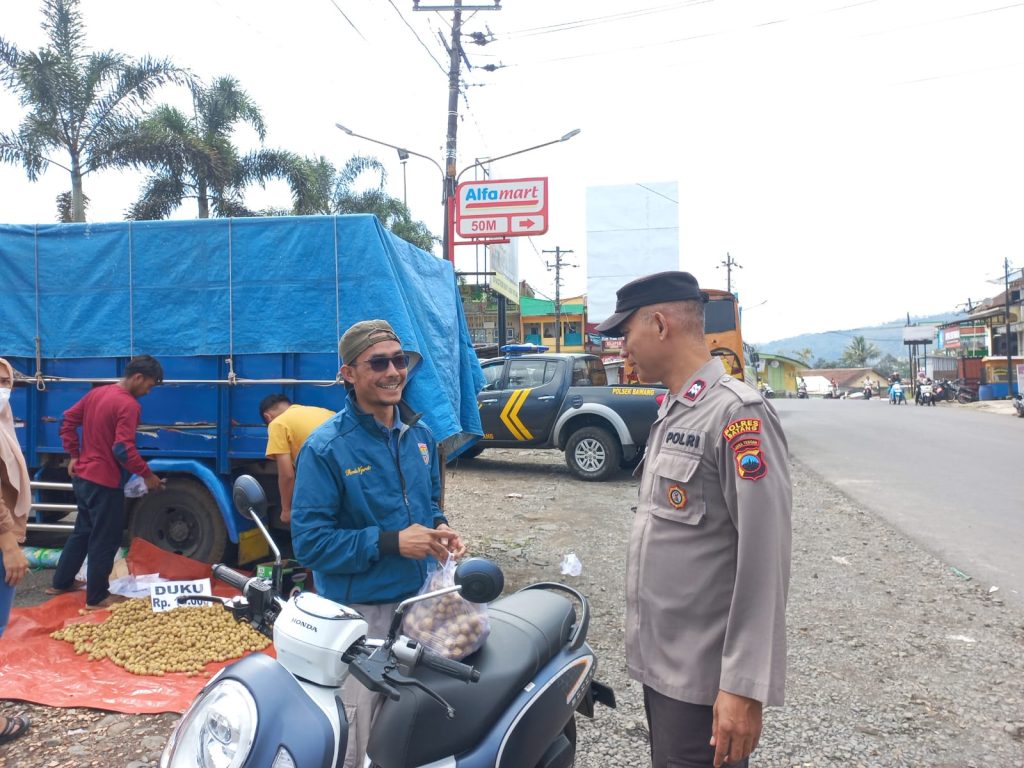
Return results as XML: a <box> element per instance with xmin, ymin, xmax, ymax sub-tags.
<box><xmin>212</xmin><ymin>563</ymin><xmax>253</xmax><ymax>592</ymax></box>
<box><xmin>420</xmin><ymin>649</ymin><xmax>480</xmax><ymax>683</ymax></box>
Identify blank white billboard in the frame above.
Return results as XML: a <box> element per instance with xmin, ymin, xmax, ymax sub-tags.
<box><xmin>586</xmin><ymin>182</ymin><xmax>679</xmax><ymax>325</ymax></box>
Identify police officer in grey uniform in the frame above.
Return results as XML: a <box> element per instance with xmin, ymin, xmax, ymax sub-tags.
<box><xmin>597</xmin><ymin>271</ymin><xmax>792</xmax><ymax>768</ymax></box>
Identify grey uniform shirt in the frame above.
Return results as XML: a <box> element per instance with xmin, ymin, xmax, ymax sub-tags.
<box><xmin>625</xmin><ymin>358</ymin><xmax>792</xmax><ymax>707</ymax></box>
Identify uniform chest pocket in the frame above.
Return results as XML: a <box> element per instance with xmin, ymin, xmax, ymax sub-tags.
<box><xmin>647</xmin><ymin>451</ymin><xmax>706</xmax><ymax>526</ymax></box>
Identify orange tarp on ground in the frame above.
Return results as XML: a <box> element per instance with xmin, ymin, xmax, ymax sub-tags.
<box><xmin>0</xmin><ymin>538</ymin><xmax>271</xmax><ymax>714</ymax></box>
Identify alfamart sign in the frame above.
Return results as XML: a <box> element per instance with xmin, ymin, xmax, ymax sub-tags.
<box><xmin>455</xmin><ymin>177</ymin><xmax>549</xmax><ymax>238</ymax></box>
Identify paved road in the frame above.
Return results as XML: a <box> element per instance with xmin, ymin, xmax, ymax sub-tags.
<box><xmin>772</xmin><ymin>397</ymin><xmax>1024</xmax><ymax>606</ymax></box>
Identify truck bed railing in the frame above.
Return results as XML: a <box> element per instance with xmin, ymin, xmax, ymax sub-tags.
<box><xmin>27</xmin><ymin>479</ymin><xmax>76</xmax><ymax>534</ymax></box>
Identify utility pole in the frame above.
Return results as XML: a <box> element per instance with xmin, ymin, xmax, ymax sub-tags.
<box><xmin>1004</xmin><ymin>258</ymin><xmax>1014</xmax><ymax>399</ymax></box>
<box><xmin>442</xmin><ymin>0</ymin><xmax>462</xmax><ymax>259</ymax></box>
<box><xmin>413</xmin><ymin>0</ymin><xmax>502</xmax><ymax>262</ymax></box>
<box><xmin>543</xmin><ymin>247</ymin><xmax>576</xmax><ymax>352</ymax></box>
<box><xmin>718</xmin><ymin>252</ymin><xmax>742</xmax><ymax>295</ymax></box>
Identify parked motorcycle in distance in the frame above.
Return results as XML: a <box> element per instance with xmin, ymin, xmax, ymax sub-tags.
<box><xmin>946</xmin><ymin>379</ymin><xmax>978</xmax><ymax>404</ymax></box>
<box><xmin>915</xmin><ymin>381</ymin><xmax>935</xmax><ymax>406</ymax></box>
<box><xmin>932</xmin><ymin>380</ymin><xmax>949</xmax><ymax>401</ymax></box>
<box><xmin>160</xmin><ymin>476</ymin><xmax>615</xmax><ymax>768</ymax></box>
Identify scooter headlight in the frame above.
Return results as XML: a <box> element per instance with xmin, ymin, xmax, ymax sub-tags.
<box><xmin>160</xmin><ymin>679</ymin><xmax>258</xmax><ymax>768</ymax></box>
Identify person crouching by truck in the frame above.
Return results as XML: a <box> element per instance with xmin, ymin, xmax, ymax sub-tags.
<box><xmin>259</xmin><ymin>394</ymin><xmax>334</xmax><ymax>524</ymax></box>
<box><xmin>48</xmin><ymin>355</ymin><xmax>165</xmax><ymax>609</ymax></box>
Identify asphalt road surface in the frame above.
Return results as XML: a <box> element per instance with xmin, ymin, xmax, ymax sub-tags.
<box><xmin>773</xmin><ymin>397</ymin><xmax>1024</xmax><ymax>607</ymax></box>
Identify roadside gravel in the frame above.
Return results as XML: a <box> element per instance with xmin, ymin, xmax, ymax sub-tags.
<box><xmin>3</xmin><ymin>448</ymin><xmax>1023</xmax><ymax>767</ymax></box>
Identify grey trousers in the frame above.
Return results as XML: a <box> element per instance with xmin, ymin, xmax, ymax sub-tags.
<box><xmin>342</xmin><ymin>602</ymin><xmax>400</xmax><ymax>768</ymax></box>
<box><xmin>643</xmin><ymin>686</ymin><xmax>750</xmax><ymax>768</ymax></box>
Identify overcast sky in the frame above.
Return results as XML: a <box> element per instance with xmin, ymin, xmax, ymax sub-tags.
<box><xmin>2</xmin><ymin>0</ymin><xmax>1021</xmax><ymax>342</ymax></box>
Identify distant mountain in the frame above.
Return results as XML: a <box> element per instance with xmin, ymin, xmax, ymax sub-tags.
<box><xmin>753</xmin><ymin>312</ymin><xmax>960</xmax><ymax>364</ymax></box>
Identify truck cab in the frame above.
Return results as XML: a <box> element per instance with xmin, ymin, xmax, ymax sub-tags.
<box><xmin>472</xmin><ymin>348</ymin><xmax>664</xmax><ymax>481</ymax></box>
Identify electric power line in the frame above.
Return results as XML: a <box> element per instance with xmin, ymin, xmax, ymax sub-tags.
<box><xmin>386</xmin><ymin>0</ymin><xmax>449</xmax><ymax>75</ymax></box>
<box><xmin>327</xmin><ymin>0</ymin><xmax>367</xmax><ymax>40</ymax></box>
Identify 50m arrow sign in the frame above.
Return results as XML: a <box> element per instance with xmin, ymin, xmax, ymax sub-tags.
<box><xmin>455</xmin><ymin>177</ymin><xmax>549</xmax><ymax>239</ymax></box>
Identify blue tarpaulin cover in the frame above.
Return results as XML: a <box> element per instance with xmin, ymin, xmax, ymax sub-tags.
<box><xmin>0</xmin><ymin>215</ymin><xmax>483</xmax><ymax>445</ymax></box>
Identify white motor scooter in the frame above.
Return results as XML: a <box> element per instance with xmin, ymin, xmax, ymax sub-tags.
<box><xmin>160</xmin><ymin>476</ymin><xmax>615</xmax><ymax>768</ymax></box>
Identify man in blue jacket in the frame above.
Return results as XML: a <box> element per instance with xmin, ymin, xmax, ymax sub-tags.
<box><xmin>291</xmin><ymin>318</ymin><xmax>466</xmax><ymax>768</ymax></box>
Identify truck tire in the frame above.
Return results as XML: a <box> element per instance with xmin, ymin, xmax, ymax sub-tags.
<box><xmin>565</xmin><ymin>426</ymin><xmax>621</xmax><ymax>482</ymax></box>
<box><xmin>459</xmin><ymin>445</ymin><xmax>485</xmax><ymax>460</ymax></box>
<box><xmin>128</xmin><ymin>477</ymin><xmax>228</xmax><ymax>563</ymax></box>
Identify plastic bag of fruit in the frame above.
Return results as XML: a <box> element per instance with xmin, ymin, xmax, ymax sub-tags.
<box><xmin>402</xmin><ymin>555</ymin><xmax>489</xmax><ymax>660</ymax></box>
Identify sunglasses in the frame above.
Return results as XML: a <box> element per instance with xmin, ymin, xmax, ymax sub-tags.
<box><xmin>359</xmin><ymin>353</ymin><xmax>410</xmax><ymax>373</ymax></box>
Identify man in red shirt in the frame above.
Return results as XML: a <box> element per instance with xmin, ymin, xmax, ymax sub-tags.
<box><xmin>49</xmin><ymin>356</ymin><xmax>165</xmax><ymax>608</ymax></box>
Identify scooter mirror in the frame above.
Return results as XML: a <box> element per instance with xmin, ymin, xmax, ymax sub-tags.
<box><xmin>232</xmin><ymin>474</ymin><xmax>268</xmax><ymax>521</ymax></box>
<box><xmin>455</xmin><ymin>558</ymin><xmax>504</xmax><ymax>604</ymax></box>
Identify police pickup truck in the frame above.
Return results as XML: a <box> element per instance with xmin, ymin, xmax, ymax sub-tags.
<box><xmin>464</xmin><ymin>348</ymin><xmax>664</xmax><ymax>481</ymax></box>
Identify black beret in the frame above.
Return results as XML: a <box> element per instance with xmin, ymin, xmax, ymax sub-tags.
<box><xmin>595</xmin><ymin>271</ymin><xmax>707</xmax><ymax>336</ymax></box>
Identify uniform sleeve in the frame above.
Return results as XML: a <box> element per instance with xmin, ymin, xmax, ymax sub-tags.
<box><xmin>717</xmin><ymin>401</ymin><xmax>792</xmax><ymax>705</ymax></box>
<box><xmin>290</xmin><ymin>444</ymin><xmax>382</xmax><ymax>575</ymax></box>
<box><xmin>60</xmin><ymin>394</ymin><xmax>86</xmax><ymax>458</ymax></box>
<box><xmin>112</xmin><ymin>400</ymin><xmax>152</xmax><ymax>478</ymax></box>
<box><xmin>265</xmin><ymin>417</ymin><xmax>291</xmax><ymax>457</ymax></box>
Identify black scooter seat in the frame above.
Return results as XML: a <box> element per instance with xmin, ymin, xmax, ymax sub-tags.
<box><xmin>367</xmin><ymin>589</ymin><xmax>576</xmax><ymax>767</ymax></box>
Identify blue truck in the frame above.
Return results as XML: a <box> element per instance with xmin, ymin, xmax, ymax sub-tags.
<box><xmin>2</xmin><ymin>215</ymin><xmax>484</xmax><ymax>564</ymax></box>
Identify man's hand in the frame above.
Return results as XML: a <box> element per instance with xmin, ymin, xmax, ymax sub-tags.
<box><xmin>144</xmin><ymin>473</ymin><xmax>165</xmax><ymax>492</ymax></box>
<box><xmin>67</xmin><ymin>458</ymin><xmax>77</xmax><ymax>478</ymax></box>
<box><xmin>710</xmin><ymin>690</ymin><xmax>762</xmax><ymax>767</ymax></box>
<box><xmin>398</xmin><ymin>524</ymin><xmax>453</xmax><ymax>561</ymax></box>
<box><xmin>280</xmin><ymin>506</ymin><xmax>291</xmax><ymax>524</ymax></box>
<box><xmin>435</xmin><ymin>523</ymin><xmax>466</xmax><ymax>558</ymax></box>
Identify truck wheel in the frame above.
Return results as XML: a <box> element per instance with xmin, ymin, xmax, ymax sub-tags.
<box><xmin>459</xmin><ymin>445</ymin><xmax>485</xmax><ymax>460</ymax></box>
<box><xmin>565</xmin><ymin>426</ymin><xmax>621</xmax><ymax>482</ymax></box>
<box><xmin>129</xmin><ymin>477</ymin><xmax>228</xmax><ymax>563</ymax></box>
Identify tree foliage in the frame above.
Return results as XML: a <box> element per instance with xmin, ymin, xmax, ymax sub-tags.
<box><xmin>841</xmin><ymin>335</ymin><xmax>881</xmax><ymax>367</ymax></box>
<box><xmin>0</xmin><ymin>0</ymin><xmax>188</xmax><ymax>221</ymax></box>
<box><xmin>121</xmin><ymin>75</ymin><xmax>301</xmax><ymax>219</ymax></box>
<box><xmin>275</xmin><ymin>154</ymin><xmax>438</xmax><ymax>252</ymax></box>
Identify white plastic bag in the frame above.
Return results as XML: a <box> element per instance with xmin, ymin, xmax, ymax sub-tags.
<box><xmin>403</xmin><ymin>556</ymin><xmax>490</xmax><ymax>660</ymax></box>
<box><xmin>124</xmin><ymin>474</ymin><xmax>148</xmax><ymax>498</ymax></box>
<box><xmin>560</xmin><ymin>552</ymin><xmax>582</xmax><ymax>577</ymax></box>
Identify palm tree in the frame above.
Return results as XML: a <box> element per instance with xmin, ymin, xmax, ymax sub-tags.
<box><xmin>0</xmin><ymin>0</ymin><xmax>187</xmax><ymax>222</ymax></box>
<box><xmin>280</xmin><ymin>154</ymin><xmax>438</xmax><ymax>252</ymax></box>
<box><xmin>122</xmin><ymin>76</ymin><xmax>299</xmax><ymax>219</ymax></box>
<box><xmin>793</xmin><ymin>347</ymin><xmax>814</xmax><ymax>365</ymax></box>
<box><xmin>842</xmin><ymin>335</ymin><xmax>881</xmax><ymax>367</ymax></box>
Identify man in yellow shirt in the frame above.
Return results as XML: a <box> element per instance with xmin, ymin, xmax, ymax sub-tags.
<box><xmin>260</xmin><ymin>395</ymin><xmax>335</xmax><ymax>523</ymax></box>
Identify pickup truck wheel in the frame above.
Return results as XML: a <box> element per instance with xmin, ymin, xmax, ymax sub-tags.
<box><xmin>459</xmin><ymin>445</ymin><xmax>485</xmax><ymax>460</ymax></box>
<box><xmin>566</xmin><ymin>426</ymin><xmax>622</xmax><ymax>482</ymax></box>
<box><xmin>128</xmin><ymin>477</ymin><xmax>228</xmax><ymax>563</ymax></box>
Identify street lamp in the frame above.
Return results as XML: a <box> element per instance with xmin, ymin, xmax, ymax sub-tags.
<box><xmin>335</xmin><ymin>122</ymin><xmax>581</xmax><ymax>263</ymax></box>
<box><xmin>455</xmin><ymin>129</ymin><xmax>581</xmax><ymax>184</ymax></box>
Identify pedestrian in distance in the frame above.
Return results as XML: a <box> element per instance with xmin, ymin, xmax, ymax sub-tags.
<box><xmin>48</xmin><ymin>355</ymin><xmax>165</xmax><ymax>609</ymax></box>
<box><xmin>597</xmin><ymin>272</ymin><xmax>792</xmax><ymax>768</ymax></box>
<box><xmin>0</xmin><ymin>358</ymin><xmax>32</xmax><ymax>745</ymax></box>
<box><xmin>290</xmin><ymin>319</ymin><xmax>466</xmax><ymax>768</ymax></box>
<box><xmin>258</xmin><ymin>394</ymin><xmax>334</xmax><ymax>524</ymax></box>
